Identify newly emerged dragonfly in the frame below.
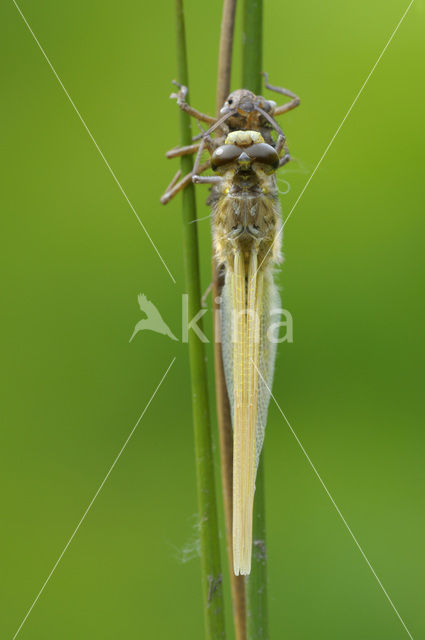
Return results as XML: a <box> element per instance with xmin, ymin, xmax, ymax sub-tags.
<box><xmin>162</xmin><ymin>75</ymin><xmax>299</xmax><ymax>575</ymax></box>
<box><xmin>161</xmin><ymin>72</ymin><xmax>299</xmax><ymax>204</ymax></box>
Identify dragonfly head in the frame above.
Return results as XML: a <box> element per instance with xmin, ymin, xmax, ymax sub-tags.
<box><xmin>211</xmin><ymin>131</ymin><xmax>279</xmax><ymax>174</ymax></box>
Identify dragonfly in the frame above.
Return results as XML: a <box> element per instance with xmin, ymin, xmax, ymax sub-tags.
<box><xmin>161</xmin><ymin>72</ymin><xmax>299</xmax><ymax>204</ymax></box>
<box><xmin>162</xmin><ymin>74</ymin><xmax>299</xmax><ymax>575</ymax></box>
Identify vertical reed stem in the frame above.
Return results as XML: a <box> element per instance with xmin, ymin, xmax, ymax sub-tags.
<box><xmin>241</xmin><ymin>0</ymin><xmax>263</xmax><ymax>92</ymax></box>
<box><xmin>175</xmin><ymin>2</ymin><xmax>226</xmax><ymax>638</ymax></box>
<box><xmin>241</xmin><ymin>2</ymin><xmax>268</xmax><ymax>637</ymax></box>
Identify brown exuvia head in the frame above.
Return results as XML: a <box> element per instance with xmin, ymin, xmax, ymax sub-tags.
<box><xmin>220</xmin><ymin>89</ymin><xmax>276</xmax><ymax>117</ymax></box>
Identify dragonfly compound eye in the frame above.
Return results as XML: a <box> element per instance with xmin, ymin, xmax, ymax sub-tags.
<box><xmin>211</xmin><ymin>144</ymin><xmax>242</xmax><ymax>171</ymax></box>
<box><xmin>246</xmin><ymin>143</ymin><xmax>279</xmax><ymax>170</ymax></box>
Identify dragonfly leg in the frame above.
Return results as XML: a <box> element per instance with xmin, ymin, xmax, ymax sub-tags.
<box><xmin>193</xmin><ymin>109</ymin><xmax>236</xmax><ymax>141</ymax></box>
<box><xmin>160</xmin><ymin>159</ymin><xmax>211</xmax><ymax>205</ymax></box>
<box><xmin>192</xmin><ymin>135</ymin><xmax>216</xmax><ymax>174</ymax></box>
<box><xmin>164</xmin><ymin>169</ymin><xmax>182</xmax><ymax>194</ymax></box>
<box><xmin>279</xmin><ymin>153</ymin><xmax>291</xmax><ymax>168</ymax></box>
<box><xmin>193</xmin><ymin>138</ymin><xmax>206</xmax><ymax>175</ymax></box>
<box><xmin>170</xmin><ymin>81</ymin><xmax>216</xmax><ymax>124</ymax></box>
<box><xmin>262</xmin><ymin>72</ymin><xmax>300</xmax><ymax>116</ymax></box>
<box><xmin>162</xmin><ymin>136</ymin><xmax>215</xmax><ymax>204</ymax></box>
<box><xmin>193</xmin><ymin>175</ymin><xmax>222</xmax><ymax>185</ymax></box>
<box><xmin>275</xmin><ymin>133</ymin><xmax>292</xmax><ymax>168</ymax></box>
<box><xmin>275</xmin><ymin>134</ymin><xmax>287</xmax><ymax>155</ymax></box>
<box><xmin>166</xmin><ymin>143</ymin><xmax>201</xmax><ymax>159</ymax></box>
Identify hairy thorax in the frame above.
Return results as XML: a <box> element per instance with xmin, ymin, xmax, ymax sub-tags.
<box><xmin>211</xmin><ymin>168</ymin><xmax>282</xmax><ymax>270</ymax></box>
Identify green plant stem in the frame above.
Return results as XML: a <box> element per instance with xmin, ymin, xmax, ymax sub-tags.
<box><xmin>241</xmin><ymin>0</ymin><xmax>263</xmax><ymax>93</ymax></box>
<box><xmin>241</xmin><ymin>1</ymin><xmax>268</xmax><ymax>638</ymax></box>
<box><xmin>175</xmin><ymin>1</ymin><xmax>226</xmax><ymax>638</ymax></box>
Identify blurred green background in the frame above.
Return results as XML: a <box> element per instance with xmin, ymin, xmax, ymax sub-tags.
<box><xmin>1</xmin><ymin>0</ymin><xmax>424</xmax><ymax>638</ymax></box>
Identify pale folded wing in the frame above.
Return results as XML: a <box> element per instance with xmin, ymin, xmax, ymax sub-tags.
<box><xmin>221</xmin><ymin>252</ymin><xmax>280</xmax><ymax>576</ymax></box>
